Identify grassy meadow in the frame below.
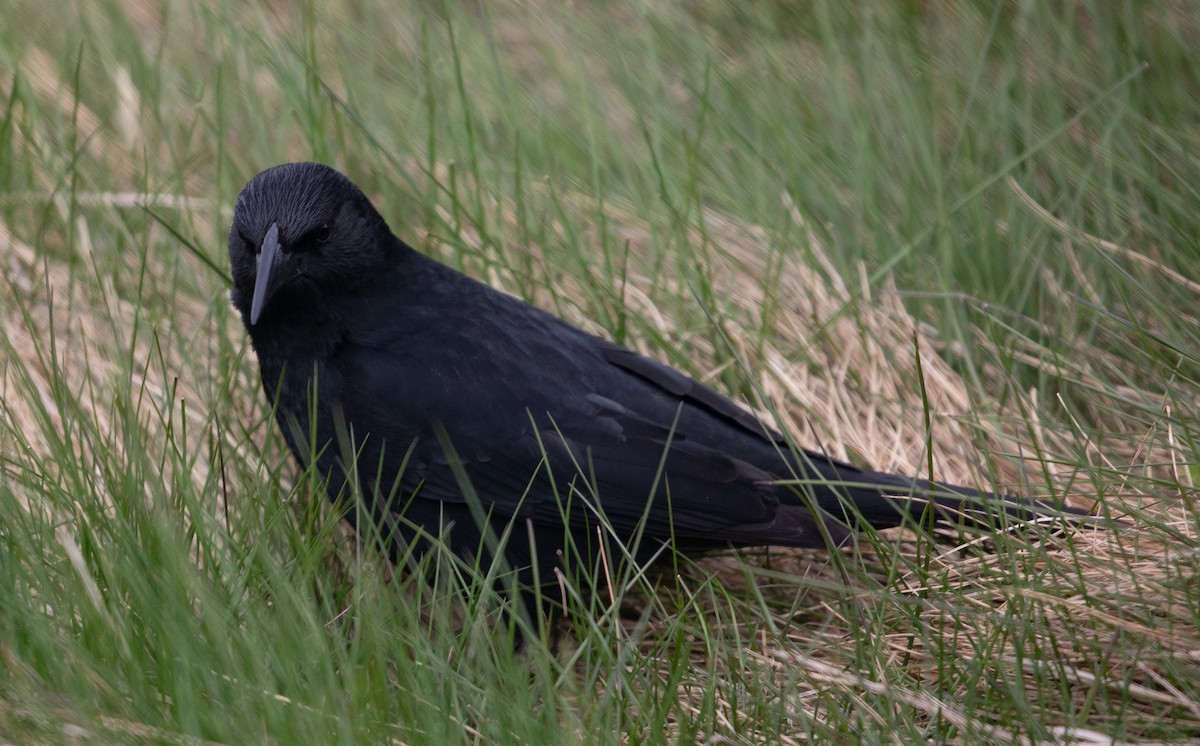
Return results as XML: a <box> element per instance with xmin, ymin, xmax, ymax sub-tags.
<box><xmin>1</xmin><ymin>1</ymin><xmax>1198</xmax><ymax>742</ymax></box>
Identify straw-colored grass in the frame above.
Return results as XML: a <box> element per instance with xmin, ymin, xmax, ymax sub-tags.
<box><xmin>2</xmin><ymin>1</ymin><xmax>1197</xmax><ymax>742</ymax></box>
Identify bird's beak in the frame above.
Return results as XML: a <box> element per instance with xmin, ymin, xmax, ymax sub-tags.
<box><xmin>250</xmin><ymin>222</ymin><xmax>282</xmax><ymax>325</ymax></box>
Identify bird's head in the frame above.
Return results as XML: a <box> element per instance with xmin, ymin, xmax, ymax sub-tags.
<box><xmin>228</xmin><ymin>162</ymin><xmax>392</xmax><ymax>325</ymax></box>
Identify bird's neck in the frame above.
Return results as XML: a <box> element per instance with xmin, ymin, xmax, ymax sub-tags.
<box><xmin>245</xmin><ymin>239</ymin><xmax>421</xmax><ymax>363</ymax></box>
<box><xmin>246</xmin><ymin>294</ymin><xmax>340</xmax><ymax>371</ymax></box>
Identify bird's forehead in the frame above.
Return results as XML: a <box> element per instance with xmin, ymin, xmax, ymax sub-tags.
<box><xmin>237</xmin><ymin>178</ymin><xmax>338</xmax><ymax>233</ymax></box>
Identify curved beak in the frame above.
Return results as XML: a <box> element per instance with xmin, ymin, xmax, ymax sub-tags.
<box><xmin>249</xmin><ymin>222</ymin><xmax>282</xmax><ymax>325</ymax></box>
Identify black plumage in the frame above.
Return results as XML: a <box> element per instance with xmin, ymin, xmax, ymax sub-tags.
<box><xmin>228</xmin><ymin>162</ymin><xmax>1071</xmax><ymax>615</ymax></box>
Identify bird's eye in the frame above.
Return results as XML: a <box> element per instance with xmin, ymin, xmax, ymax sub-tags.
<box><xmin>238</xmin><ymin>231</ymin><xmax>257</xmax><ymax>254</ymax></box>
<box><xmin>314</xmin><ymin>223</ymin><xmax>332</xmax><ymax>243</ymax></box>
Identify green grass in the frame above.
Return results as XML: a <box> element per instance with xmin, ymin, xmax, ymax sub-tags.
<box><xmin>2</xmin><ymin>0</ymin><xmax>1198</xmax><ymax>742</ymax></box>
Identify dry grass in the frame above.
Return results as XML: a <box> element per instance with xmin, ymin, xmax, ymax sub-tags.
<box><xmin>2</xmin><ymin>1</ymin><xmax>1198</xmax><ymax>742</ymax></box>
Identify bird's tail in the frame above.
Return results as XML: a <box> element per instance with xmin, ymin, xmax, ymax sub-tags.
<box><xmin>781</xmin><ymin>455</ymin><xmax>1088</xmax><ymax>546</ymax></box>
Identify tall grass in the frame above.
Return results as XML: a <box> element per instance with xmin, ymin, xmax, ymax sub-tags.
<box><xmin>2</xmin><ymin>1</ymin><xmax>1197</xmax><ymax>742</ymax></box>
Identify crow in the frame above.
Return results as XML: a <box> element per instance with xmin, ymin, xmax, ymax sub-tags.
<box><xmin>228</xmin><ymin>162</ymin><xmax>1076</xmax><ymax>621</ymax></box>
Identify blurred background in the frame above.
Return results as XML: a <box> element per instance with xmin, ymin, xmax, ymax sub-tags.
<box><xmin>2</xmin><ymin>1</ymin><xmax>1197</xmax><ymax>742</ymax></box>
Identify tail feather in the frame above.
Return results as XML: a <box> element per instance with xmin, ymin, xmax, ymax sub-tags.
<box><xmin>782</xmin><ymin>457</ymin><xmax>1090</xmax><ymax>544</ymax></box>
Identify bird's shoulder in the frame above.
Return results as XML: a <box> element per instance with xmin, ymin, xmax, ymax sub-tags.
<box><xmin>335</xmin><ymin>255</ymin><xmax>604</xmax><ymax>382</ymax></box>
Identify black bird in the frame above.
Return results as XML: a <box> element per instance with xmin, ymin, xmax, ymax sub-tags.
<box><xmin>229</xmin><ymin>162</ymin><xmax>1072</xmax><ymax>619</ymax></box>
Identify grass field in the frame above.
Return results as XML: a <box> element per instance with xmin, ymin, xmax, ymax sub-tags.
<box><xmin>2</xmin><ymin>1</ymin><xmax>1198</xmax><ymax>743</ymax></box>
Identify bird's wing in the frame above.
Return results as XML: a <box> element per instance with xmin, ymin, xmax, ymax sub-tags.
<box><xmin>330</xmin><ymin>273</ymin><xmax>851</xmax><ymax>546</ymax></box>
<box><xmin>521</xmin><ymin>390</ymin><xmax>788</xmax><ymax>538</ymax></box>
<box><xmin>361</xmin><ymin>382</ymin><xmax>805</xmax><ymax>543</ymax></box>
<box><xmin>595</xmin><ymin>339</ymin><xmax>788</xmax><ymax>444</ymax></box>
